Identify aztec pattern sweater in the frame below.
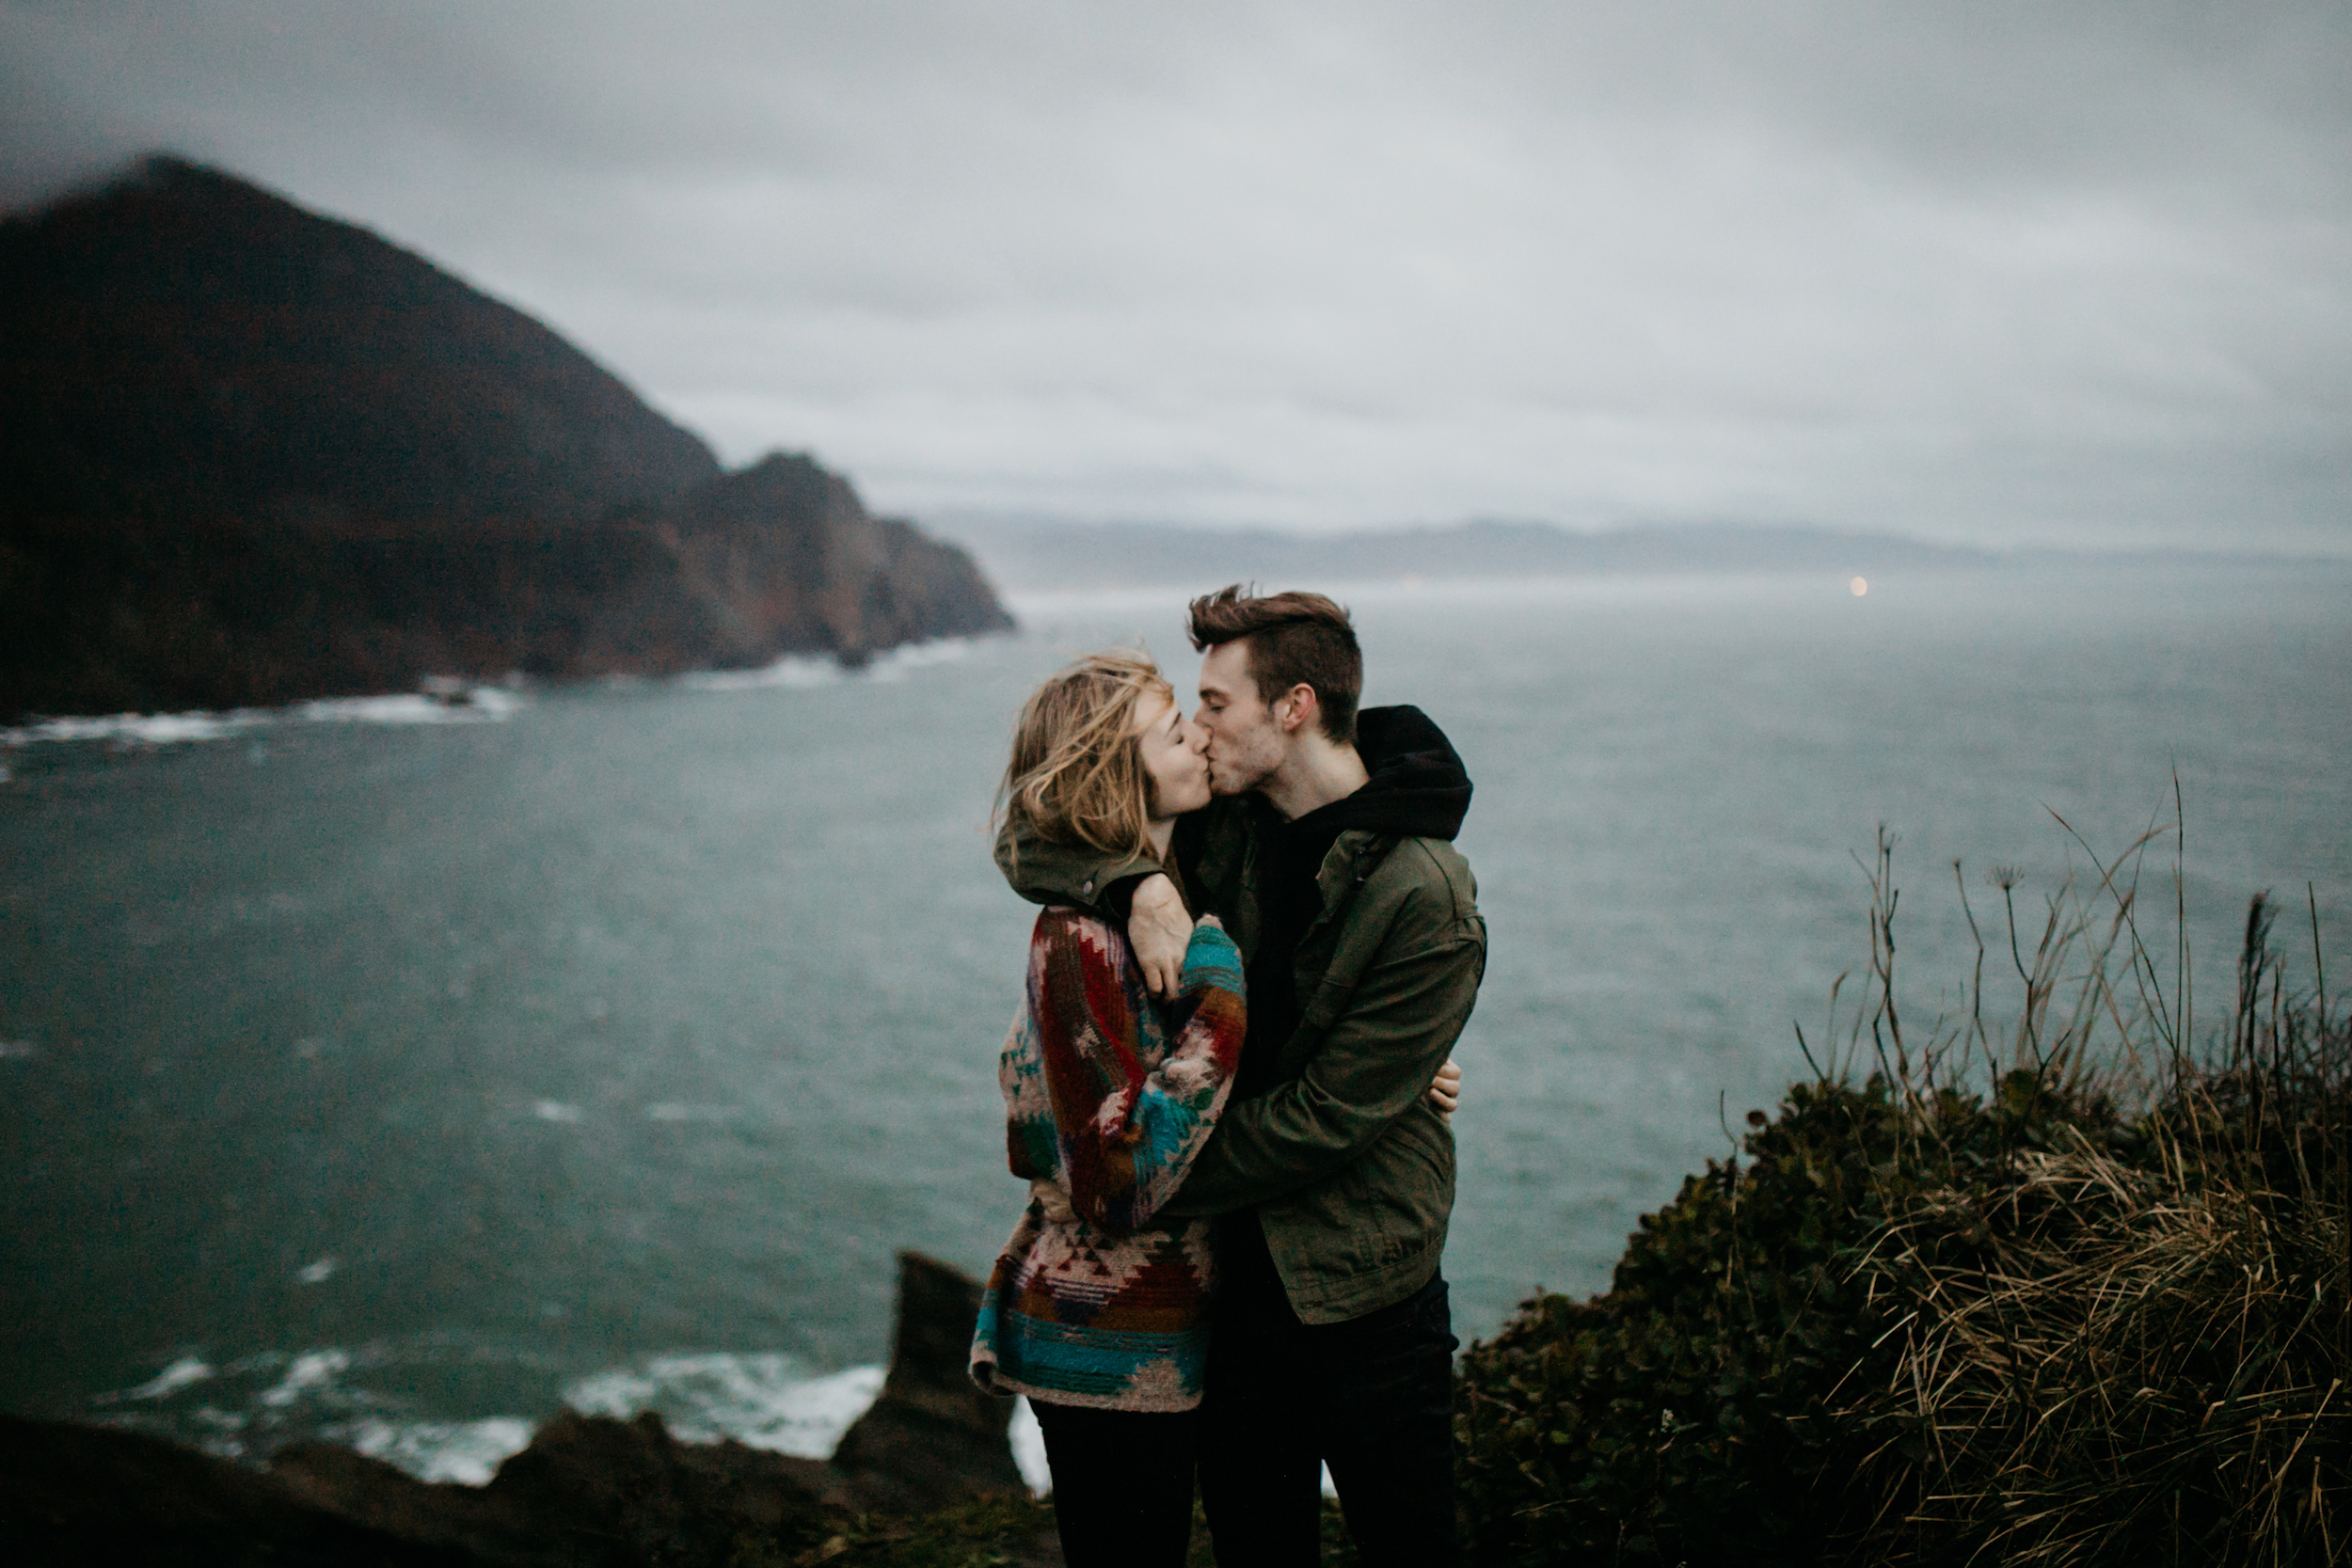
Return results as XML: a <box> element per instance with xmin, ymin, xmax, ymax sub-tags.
<box><xmin>969</xmin><ymin>908</ymin><xmax>1248</xmax><ymax>1412</ymax></box>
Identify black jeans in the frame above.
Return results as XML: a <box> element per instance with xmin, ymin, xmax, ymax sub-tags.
<box><xmin>1198</xmin><ymin>1218</ymin><xmax>1463</xmax><ymax>1567</ymax></box>
<box><xmin>1031</xmin><ymin>1399</ymin><xmax>1199</xmax><ymax>1568</ymax></box>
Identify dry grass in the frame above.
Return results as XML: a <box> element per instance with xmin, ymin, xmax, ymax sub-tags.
<box><xmin>1833</xmin><ymin>816</ymin><xmax>2351</xmax><ymax>1566</ymax></box>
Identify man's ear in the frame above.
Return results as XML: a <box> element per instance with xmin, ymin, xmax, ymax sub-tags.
<box><xmin>1277</xmin><ymin>684</ymin><xmax>1319</xmax><ymax>736</ymax></box>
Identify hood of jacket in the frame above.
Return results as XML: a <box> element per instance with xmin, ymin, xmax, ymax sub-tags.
<box><xmin>1288</xmin><ymin>704</ymin><xmax>1472</xmax><ymax>844</ymax></box>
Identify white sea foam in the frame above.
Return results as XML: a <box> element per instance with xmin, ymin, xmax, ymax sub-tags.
<box><xmin>564</xmin><ymin>1354</ymin><xmax>885</xmax><ymax>1460</ymax></box>
<box><xmin>3</xmin><ymin>685</ymin><xmax>521</xmax><ymax>747</ymax></box>
<box><xmin>865</xmin><ymin>638</ymin><xmax>976</xmax><ymax>683</ymax></box>
<box><xmin>294</xmin><ymin>688</ymin><xmax>523</xmax><ymax>725</ymax></box>
<box><xmin>0</xmin><ymin>1039</ymin><xmax>38</xmax><ymax>1060</ymax></box>
<box><xmin>295</xmin><ymin>1258</ymin><xmax>338</xmax><ymax>1285</ymax></box>
<box><xmin>94</xmin><ymin>1344</ymin><xmax>1017</xmax><ymax>1497</ymax></box>
<box><xmin>346</xmin><ymin>1418</ymin><xmax>534</xmax><ymax>1485</ymax></box>
<box><xmin>532</xmin><ymin>1100</ymin><xmax>584</xmax><ymax>1123</ymax></box>
<box><xmin>102</xmin><ymin>1356</ymin><xmax>215</xmax><ymax>1403</ymax></box>
<box><xmin>1009</xmin><ymin>1398</ymin><xmax>1049</xmax><ymax>1495</ymax></box>
<box><xmin>261</xmin><ymin>1348</ymin><xmax>351</xmax><ymax>1407</ymax></box>
<box><xmin>676</xmin><ymin>656</ymin><xmax>841</xmax><ymax>692</ymax></box>
<box><xmin>0</xmin><ymin>710</ymin><xmax>270</xmax><ymax>746</ymax></box>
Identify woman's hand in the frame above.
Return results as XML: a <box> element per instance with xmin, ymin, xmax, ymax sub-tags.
<box><xmin>1426</xmin><ymin>1057</ymin><xmax>1462</xmax><ymax>1117</ymax></box>
<box><xmin>1128</xmin><ymin>873</ymin><xmax>1195</xmax><ymax>999</ymax></box>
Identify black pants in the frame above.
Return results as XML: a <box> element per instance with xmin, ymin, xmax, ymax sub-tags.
<box><xmin>1198</xmin><ymin>1218</ymin><xmax>1463</xmax><ymax>1567</ymax></box>
<box><xmin>1031</xmin><ymin>1399</ymin><xmax>1199</xmax><ymax>1568</ymax></box>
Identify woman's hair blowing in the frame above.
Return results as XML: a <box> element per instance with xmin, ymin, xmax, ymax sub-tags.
<box><xmin>999</xmin><ymin>649</ymin><xmax>1173</xmax><ymax>863</ymax></box>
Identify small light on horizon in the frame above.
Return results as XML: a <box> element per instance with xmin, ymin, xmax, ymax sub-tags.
<box><xmin>1850</xmin><ymin>576</ymin><xmax>1868</xmax><ymax>596</ymax></box>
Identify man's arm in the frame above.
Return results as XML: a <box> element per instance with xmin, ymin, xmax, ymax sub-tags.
<box><xmin>1160</xmin><ymin>926</ymin><xmax>1485</xmax><ymax>1216</ymax></box>
<box><xmin>993</xmin><ymin>816</ymin><xmax>1162</xmax><ymax>911</ymax></box>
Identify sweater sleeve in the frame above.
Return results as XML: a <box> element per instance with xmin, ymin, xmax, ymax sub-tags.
<box><xmin>1028</xmin><ymin>910</ymin><xmax>1248</xmax><ymax>1232</ymax></box>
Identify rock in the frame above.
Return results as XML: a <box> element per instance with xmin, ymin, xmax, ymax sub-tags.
<box><xmin>0</xmin><ymin>1413</ymin><xmax>465</xmax><ymax>1565</ymax></box>
<box><xmin>585</xmin><ymin>451</ymin><xmax>1015</xmax><ymax>674</ymax></box>
<box><xmin>831</xmin><ymin>1251</ymin><xmax>1027</xmax><ymax>1513</ymax></box>
<box><xmin>0</xmin><ymin>154</ymin><xmax>1013</xmax><ymax>720</ymax></box>
<box><xmin>277</xmin><ymin>1410</ymin><xmax>849</xmax><ymax>1567</ymax></box>
<box><xmin>0</xmin><ymin>1255</ymin><xmax>1035</xmax><ymax>1564</ymax></box>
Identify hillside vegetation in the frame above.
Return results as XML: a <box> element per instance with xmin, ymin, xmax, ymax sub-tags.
<box><xmin>1457</xmin><ymin>832</ymin><xmax>2349</xmax><ymax>1565</ymax></box>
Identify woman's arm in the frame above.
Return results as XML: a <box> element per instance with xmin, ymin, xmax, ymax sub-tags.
<box><xmin>1027</xmin><ymin>910</ymin><xmax>1247</xmax><ymax>1232</ymax></box>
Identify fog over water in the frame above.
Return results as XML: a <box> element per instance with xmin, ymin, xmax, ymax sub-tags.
<box><xmin>3</xmin><ymin>570</ymin><xmax>2346</xmax><ymax>1479</ymax></box>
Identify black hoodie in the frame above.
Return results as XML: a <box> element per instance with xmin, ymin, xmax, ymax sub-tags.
<box><xmin>1228</xmin><ymin>704</ymin><xmax>1473</xmax><ymax>1101</ymax></box>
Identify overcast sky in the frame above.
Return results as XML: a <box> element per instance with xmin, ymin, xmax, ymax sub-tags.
<box><xmin>5</xmin><ymin>1</ymin><xmax>2348</xmax><ymax>550</ymax></box>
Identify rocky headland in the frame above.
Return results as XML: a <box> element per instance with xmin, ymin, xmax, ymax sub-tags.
<box><xmin>0</xmin><ymin>156</ymin><xmax>1012</xmax><ymax>721</ymax></box>
<box><xmin>3</xmin><ymin>1255</ymin><xmax>1050</xmax><ymax>1568</ymax></box>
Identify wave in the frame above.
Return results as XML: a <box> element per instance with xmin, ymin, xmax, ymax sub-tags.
<box><xmin>0</xmin><ymin>710</ymin><xmax>273</xmax><ymax>746</ymax></box>
<box><xmin>675</xmin><ymin>636</ymin><xmax>977</xmax><ymax>692</ymax></box>
<box><xmin>2</xmin><ymin>686</ymin><xmax>524</xmax><ymax>748</ymax></box>
<box><xmin>7</xmin><ymin>639</ymin><xmax>981</xmax><ymax>748</ymax></box>
<box><xmin>292</xmin><ymin>688</ymin><xmax>524</xmax><ymax>725</ymax></box>
<box><xmin>675</xmin><ymin>657</ymin><xmax>841</xmax><ymax>692</ymax></box>
<box><xmin>89</xmin><ymin>1344</ymin><xmax>1052</xmax><ymax>1495</ymax></box>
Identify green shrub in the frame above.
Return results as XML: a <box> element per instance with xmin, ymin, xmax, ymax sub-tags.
<box><xmin>1457</xmin><ymin>832</ymin><xmax>2347</xmax><ymax>1566</ymax></box>
<box><xmin>1457</xmin><ymin>1071</ymin><xmax>2119</xmax><ymax>1565</ymax></box>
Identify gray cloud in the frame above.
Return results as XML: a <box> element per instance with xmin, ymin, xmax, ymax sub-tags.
<box><xmin>5</xmin><ymin>0</ymin><xmax>2347</xmax><ymax>549</ymax></box>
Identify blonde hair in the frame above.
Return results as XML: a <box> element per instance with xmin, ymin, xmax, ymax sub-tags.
<box><xmin>999</xmin><ymin>648</ymin><xmax>1173</xmax><ymax>863</ymax></box>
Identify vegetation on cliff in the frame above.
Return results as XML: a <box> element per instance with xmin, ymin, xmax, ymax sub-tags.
<box><xmin>1457</xmin><ymin>832</ymin><xmax>2348</xmax><ymax>1565</ymax></box>
<box><xmin>0</xmin><ymin>156</ymin><xmax>1011</xmax><ymax>721</ymax></box>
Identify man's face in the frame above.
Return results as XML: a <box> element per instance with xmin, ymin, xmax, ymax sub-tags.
<box><xmin>1196</xmin><ymin>640</ymin><xmax>1289</xmax><ymax>796</ymax></box>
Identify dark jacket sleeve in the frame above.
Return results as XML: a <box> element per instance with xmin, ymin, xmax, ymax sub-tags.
<box><xmin>1162</xmin><ymin>907</ymin><xmax>1485</xmax><ymax>1216</ymax></box>
<box><xmin>994</xmin><ymin>815</ymin><xmax>1167</xmax><ymax>915</ymax></box>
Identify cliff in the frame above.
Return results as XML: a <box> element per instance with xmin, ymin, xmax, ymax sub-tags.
<box><xmin>0</xmin><ymin>156</ymin><xmax>1012</xmax><ymax>720</ymax></box>
<box><xmin>1</xmin><ymin>1255</ymin><xmax>1045</xmax><ymax>1567</ymax></box>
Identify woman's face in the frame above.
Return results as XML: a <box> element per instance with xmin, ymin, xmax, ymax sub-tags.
<box><xmin>1132</xmin><ymin>690</ymin><xmax>1212</xmax><ymax>820</ymax></box>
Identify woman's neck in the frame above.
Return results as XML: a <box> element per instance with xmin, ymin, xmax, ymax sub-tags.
<box><xmin>1144</xmin><ymin>816</ymin><xmax>1176</xmax><ymax>860</ymax></box>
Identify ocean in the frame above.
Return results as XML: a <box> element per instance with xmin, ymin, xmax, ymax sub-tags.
<box><xmin>3</xmin><ymin>566</ymin><xmax>2346</xmax><ymax>1485</ymax></box>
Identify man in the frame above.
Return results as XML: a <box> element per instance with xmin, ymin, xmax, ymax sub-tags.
<box><xmin>995</xmin><ymin>585</ymin><xmax>1486</xmax><ymax>1566</ymax></box>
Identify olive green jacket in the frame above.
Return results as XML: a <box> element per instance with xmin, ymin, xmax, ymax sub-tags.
<box><xmin>994</xmin><ymin>793</ymin><xmax>1486</xmax><ymax>1323</ymax></box>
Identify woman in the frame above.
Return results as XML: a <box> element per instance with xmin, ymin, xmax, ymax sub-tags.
<box><xmin>969</xmin><ymin>649</ymin><xmax>1463</xmax><ymax>1564</ymax></box>
<box><xmin>969</xmin><ymin>649</ymin><xmax>1239</xmax><ymax>1566</ymax></box>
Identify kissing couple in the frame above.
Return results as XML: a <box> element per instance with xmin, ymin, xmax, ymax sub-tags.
<box><xmin>969</xmin><ymin>585</ymin><xmax>1486</xmax><ymax>1566</ymax></box>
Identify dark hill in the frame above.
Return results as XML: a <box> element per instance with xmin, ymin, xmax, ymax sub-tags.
<box><xmin>0</xmin><ymin>156</ymin><xmax>1011</xmax><ymax>719</ymax></box>
<box><xmin>3</xmin><ymin>155</ymin><xmax>721</xmax><ymax>528</ymax></box>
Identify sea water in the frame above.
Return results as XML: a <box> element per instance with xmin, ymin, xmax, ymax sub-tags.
<box><xmin>3</xmin><ymin>567</ymin><xmax>2347</xmax><ymax>1484</ymax></box>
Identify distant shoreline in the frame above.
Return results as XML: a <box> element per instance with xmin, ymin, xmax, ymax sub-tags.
<box><xmin>927</xmin><ymin>514</ymin><xmax>2352</xmax><ymax>594</ymax></box>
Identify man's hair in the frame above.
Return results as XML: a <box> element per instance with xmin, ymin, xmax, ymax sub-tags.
<box><xmin>998</xmin><ymin>648</ymin><xmax>1173</xmax><ymax>862</ymax></box>
<box><xmin>1186</xmin><ymin>585</ymin><xmax>1361</xmax><ymax>745</ymax></box>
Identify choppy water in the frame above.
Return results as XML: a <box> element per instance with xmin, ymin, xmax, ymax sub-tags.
<box><xmin>4</xmin><ymin>567</ymin><xmax>2347</xmax><ymax>1482</ymax></box>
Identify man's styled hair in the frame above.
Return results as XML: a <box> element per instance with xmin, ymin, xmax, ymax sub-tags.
<box><xmin>1186</xmin><ymin>585</ymin><xmax>1362</xmax><ymax>745</ymax></box>
<box><xmin>998</xmin><ymin>648</ymin><xmax>1174</xmax><ymax>862</ymax></box>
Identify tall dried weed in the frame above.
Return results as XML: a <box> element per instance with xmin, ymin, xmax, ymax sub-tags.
<box><xmin>1456</xmin><ymin>812</ymin><xmax>2348</xmax><ymax>1566</ymax></box>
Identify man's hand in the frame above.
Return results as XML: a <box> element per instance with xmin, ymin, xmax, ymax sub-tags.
<box><xmin>1128</xmin><ymin>873</ymin><xmax>1193</xmax><ymax>1000</ymax></box>
<box><xmin>1425</xmin><ymin>1057</ymin><xmax>1462</xmax><ymax>1117</ymax></box>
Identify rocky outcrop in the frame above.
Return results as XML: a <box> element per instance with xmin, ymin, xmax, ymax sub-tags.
<box><xmin>831</xmin><ymin>1252</ymin><xmax>1026</xmax><ymax>1511</ymax></box>
<box><xmin>587</xmin><ymin>455</ymin><xmax>1015</xmax><ymax>674</ymax></box>
<box><xmin>1</xmin><ymin>1415</ymin><xmax>467</xmax><ymax>1566</ymax></box>
<box><xmin>0</xmin><ymin>156</ymin><xmax>1013</xmax><ymax>721</ymax></box>
<box><xmin>0</xmin><ymin>1253</ymin><xmax>1034</xmax><ymax>1566</ymax></box>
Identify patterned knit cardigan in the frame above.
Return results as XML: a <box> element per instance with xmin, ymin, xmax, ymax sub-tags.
<box><xmin>969</xmin><ymin>908</ymin><xmax>1247</xmax><ymax>1412</ymax></box>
